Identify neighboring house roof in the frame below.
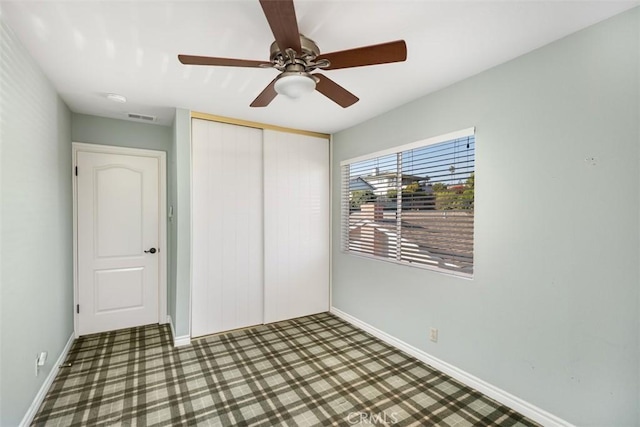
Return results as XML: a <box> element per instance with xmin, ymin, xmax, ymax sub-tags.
<box><xmin>352</xmin><ymin>172</ymin><xmax>427</xmax><ymax>194</ymax></box>
<box><xmin>349</xmin><ymin>177</ymin><xmax>375</xmax><ymax>191</ymax></box>
<box><xmin>365</xmin><ymin>172</ymin><xmax>424</xmax><ymax>181</ymax></box>
<box><xmin>447</xmin><ymin>184</ymin><xmax>466</xmax><ymax>191</ymax></box>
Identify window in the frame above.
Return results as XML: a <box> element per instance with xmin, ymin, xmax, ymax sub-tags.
<box><xmin>341</xmin><ymin>128</ymin><xmax>475</xmax><ymax>276</ymax></box>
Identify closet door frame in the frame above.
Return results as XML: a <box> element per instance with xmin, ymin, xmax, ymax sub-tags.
<box><xmin>189</xmin><ymin>112</ymin><xmax>331</xmax><ymax>338</ymax></box>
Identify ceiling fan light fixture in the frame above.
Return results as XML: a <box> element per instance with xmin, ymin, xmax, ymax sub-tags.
<box><xmin>274</xmin><ymin>73</ymin><xmax>316</xmax><ymax>99</ymax></box>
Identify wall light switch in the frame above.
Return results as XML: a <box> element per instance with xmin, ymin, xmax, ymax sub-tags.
<box><xmin>37</xmin><ymin>352</ymin><xmax>48</xmax><ymax>366</ymax></box>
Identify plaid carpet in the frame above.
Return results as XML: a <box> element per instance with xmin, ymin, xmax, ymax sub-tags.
<box><xmin>33</xmin><ymin>313</ymin><xmax>539</xmax><ymax>426</ymax></box>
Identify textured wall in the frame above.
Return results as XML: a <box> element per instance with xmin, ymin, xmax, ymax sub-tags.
<box><xmin>0</xmin><ymin>18</ymin><xmax>73</xmax><ymax>426</ymax></box>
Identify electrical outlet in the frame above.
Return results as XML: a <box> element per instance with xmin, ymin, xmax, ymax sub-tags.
<box><xmin>429</xmin><ymin>328</ymin><xmax>438</xmax><ymax>343</ymax></box>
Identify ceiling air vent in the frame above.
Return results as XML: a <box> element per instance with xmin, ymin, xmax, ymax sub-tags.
<box><xmin>127</xmin><ymin>113</ymin><xmax>156</xmax><ymax>122</ymax></box>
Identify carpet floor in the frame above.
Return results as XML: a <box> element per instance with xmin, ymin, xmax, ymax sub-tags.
<box><xmin>32</xmin><ymin>313</ymin><xmax>539</xmax><ymax>426</ymax></box>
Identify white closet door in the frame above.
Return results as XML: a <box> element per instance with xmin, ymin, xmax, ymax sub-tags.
<box><xmin>263</xmin><ymin>130</ymin><xmax>330</xmax><ymax>323</ymax></box>
<box><xmin>191</xmin><ymin>119</ymin><xmax>264</xmax><ymax>337</ymax></box>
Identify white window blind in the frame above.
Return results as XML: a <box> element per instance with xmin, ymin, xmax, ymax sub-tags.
<box><xmin>341</xmin><ymin>130</ymin><xmax>475</xmax><ymax>276</ymax></box>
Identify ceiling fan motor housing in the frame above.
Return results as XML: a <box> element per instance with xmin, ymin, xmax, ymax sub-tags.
<box><xmin>269</xmin><ymin>34</ymin><xmax>320</xmax><ymax>63</ymax></box>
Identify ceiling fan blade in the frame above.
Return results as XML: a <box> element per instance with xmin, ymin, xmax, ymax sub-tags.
<box><xmin>250</xmin><ymin>78</ymin><xmax>278</xmax><ymax>107</ymax></box>
<box><xmin>314</xmin><ymin>74</ymin><xmax>359</xmax><ymax>108</ymax></box>
<box><xmin>259</xmin><ymin>0</ymin><xmax>302</xmax><ymax>54</ymax></box>
<box><xmin>178</xmin><ymin>54</ymin><xmax>266</xmax><ymax>68</ymax></box>
<box><xmin>317</xmin><ymin>40</ymin><xmax>407</xmax><ymax>70</ymax></box>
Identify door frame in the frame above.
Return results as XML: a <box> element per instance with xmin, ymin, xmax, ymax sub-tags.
<box><xmin>72</xmin><ymin>142</ymin><xmax>168</xmax><ymax>338</ymax></box>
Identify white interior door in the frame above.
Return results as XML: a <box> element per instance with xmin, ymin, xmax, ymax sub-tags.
<box><xmin>191</xmin><ymin>119</ymin><xmax>264</xmax><ymax>337</ymax></box>
<box><xmin>263</xmin><ymin>130</ymin><xmax>330</xmax><ymax>323</ymax></box>
<box><xmin>76</xmin><ymin>150</ymin><xmax>160</xmax><ymax>335</ymax></box>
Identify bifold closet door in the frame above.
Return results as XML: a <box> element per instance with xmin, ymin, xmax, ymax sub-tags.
<box><xmin>191</xmin><ymin>119</ymin><xmax>264</xmax><ymax>337</ymax></box>
<box><xmin>263</xmin><ymin>130</ymin><xmax>330</xmax><ymax>323</ymax></box>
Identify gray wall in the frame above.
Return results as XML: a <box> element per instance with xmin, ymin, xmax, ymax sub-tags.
<box><xmin>172</xmin><ymin>108</ymin><xmax>191</xmax><ymax>337</ymax></box>
<box><xmin>72</xmin><ymin>113</ymin><xmax>171</xmax><ymax>152</ymax></box>
<box><xmin>0</xmin><ymin>18</ymin><xmax>73</xmax><ymax>426</ymax></box>
<box><xmin>168</xmin><ymin>114</ymin><xmax>178</xmax><ymax>335</ymax></box>
<box><xmin>331</xmin><ymin>8</ymin><xmax>639</xmax><ymax>427</ymax></box>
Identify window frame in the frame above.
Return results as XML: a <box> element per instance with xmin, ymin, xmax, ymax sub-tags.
<box><xmin>340</xmin><ymin>127</ymin><xmax>476</xmax><ymax>279</ymax></box>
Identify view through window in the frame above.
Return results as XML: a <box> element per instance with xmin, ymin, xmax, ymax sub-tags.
<box><xmin>341</xmin><ymin>130</ymin><xmax>475</xmax><ymax>276</ymax></box>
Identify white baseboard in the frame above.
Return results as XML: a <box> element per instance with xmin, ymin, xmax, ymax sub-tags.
<box><xmin>330</xmin><ymin>307</ymin><xmax>573</xmax><ymax>427</ymax></box>
<box><xmin>173</xmin><ymin>335</ymin><xmax>191</xmax><ymax>347</ymax></box>
<box><xmin>167</xmin><ymin>315</ymin><xmax>190</xmax><ymax>347</ymax></box>
<box><xmin>20</xmin><ymin>333</ymin><xmax>75</xmax><ymax>427</ymax></box>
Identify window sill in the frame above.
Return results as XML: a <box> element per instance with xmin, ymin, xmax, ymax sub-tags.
<box><xmin>341</xmin><ymin>250</ymin><xmax>474</xmax><ymax>280</ymax></box>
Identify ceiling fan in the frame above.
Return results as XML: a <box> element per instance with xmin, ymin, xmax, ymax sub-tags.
<box><xmin>178</xmin><ymin>0</ymin><xmax>407</xmax><ymax>108</ymax></box>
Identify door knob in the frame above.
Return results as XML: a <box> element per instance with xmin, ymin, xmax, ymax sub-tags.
<box><xmin>144</xmin><ymin>248</ymin><xmax>157</xmax><ymax>254</ymax></box>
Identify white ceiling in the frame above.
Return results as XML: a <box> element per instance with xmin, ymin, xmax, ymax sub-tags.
<box><xmin>1</xmin><ymin>1</ymin><xmax>637</xmax><ymax>134</ymax></box>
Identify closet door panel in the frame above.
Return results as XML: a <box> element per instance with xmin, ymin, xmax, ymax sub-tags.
<box><xmin>264</xmin><ymin>130</ymin><xmax>330</xmax><ymax>323</ymax></box>
<box><xmin>191</xmin><ymin>119</ymin><xmax>264</xmax><ymax>337</ymax></box>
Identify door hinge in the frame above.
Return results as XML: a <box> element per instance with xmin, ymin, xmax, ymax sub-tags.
<box><xmin>76</xmin><ymin>304</ymin><xmax>79</xmax><ymax>314</ymax></box>
<box><xmin>75</xmin><ymin>166</ymin><xmax>78</xmax><ymax>176</ymax></box>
